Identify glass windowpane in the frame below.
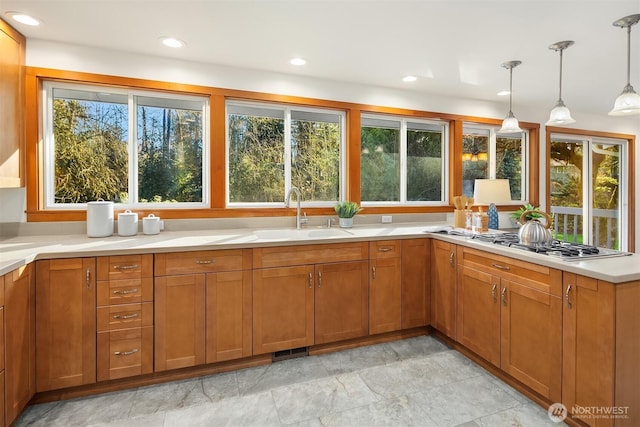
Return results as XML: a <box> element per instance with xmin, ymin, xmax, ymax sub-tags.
<box><xmin>407</xmin><ymin>125</ymin><xmax>442</xmax><ymax>201</ymax></box>
<box><xmin>360</xmin><ymin>125</ymin><xmax>400</xmax><ymax>202</ymax></box>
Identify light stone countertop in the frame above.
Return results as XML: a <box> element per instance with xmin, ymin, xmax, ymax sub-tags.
<box><xmin>1</xmin><ymin>224</ymin><xmax>638</xmax><ymax>283</ymax></box>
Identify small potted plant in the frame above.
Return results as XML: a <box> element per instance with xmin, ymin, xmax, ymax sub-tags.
<box><xmin>334</xmin><ymin>201</ymin><xmax>362</xmax><ymax>228</ymax></box>
<box><xmin>510</xmin><ymin>203</ymin><xmax>544</xmax><ymax>225</ymax></box>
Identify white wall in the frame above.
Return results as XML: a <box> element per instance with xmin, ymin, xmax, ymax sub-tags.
<box><xmin>9</xmin><ymin>39</ymin><xmax>640</xmax><ymax>244</ymax></box>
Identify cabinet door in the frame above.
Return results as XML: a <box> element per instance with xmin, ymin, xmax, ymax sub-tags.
<box><xmin>401</xmin><ymin>239</ymin><xmax>430</xmax><ymax>329</ymax></box>
<box><xmin>155</xmin><ymin>274</ymin><xmax>206</xmax><ymax>371</ymax></box>
<box><xmin>0</xmin><ymin>20</ymin><xmax>25</xmax><ymax>188</ymax></box>
<box><xmin>206</xmin><ymin>270</ymin><xmax>252</xmax><ymax>363</ymax></box>
<box><xmin>562</xmin><ymin>273</ymin><xmax>615</xmax><ymax>427</ymax></box>
<box><xmin>369</xmin><ymin>257</ymin><xmax>402</xmax><ymax>335</ymax></box>
<box><xmin>315</xmin><ymin>261</ymin><xmax>369</xmax><ymax>344</ymax></box>
<box><xmin>253</xmin><ymin>266</ymin><xmax>314</xmax><ymax>354</ymax></box>
<box><xmin>457</xmin><ymin>265</ymin><xmax>500</xmax><ymax>367</ymax></box>
<box><xmin>430</xmin><ymin>240</ymin><xmax>457</xmax><ymax>339</ymax></box>
<box><xmin>5</xmin><ymin>265</ymin><xmax>35</xmax><ymax>426</ymax></box>
<box><xmin>501</xmin><ymin>279</ymin><xmax>562</xmax><ymax>402</ymax></box>
<box><xmin>36</xmin><ymin>259</ymin><xmax>96</xmax><ymax>392</ymax></box>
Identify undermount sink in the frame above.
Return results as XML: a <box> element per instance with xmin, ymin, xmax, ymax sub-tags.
<box><xmin>253</xmin><ymin>227</ymin><xmax>352</xmax><ymax>241</ymax></box>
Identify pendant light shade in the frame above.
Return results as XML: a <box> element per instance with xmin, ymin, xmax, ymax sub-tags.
<box><xmin>546</xmin><ymin>40</ymin><xmax>576</xmax><ymax>125</ymax></box>
<box><xmin>498</xmin><ymin>60</ymin><xmax>523</xmax><ymax>134</ymax></box>
<box><xmin>609</xmin><ymin>14</ymin><xmax>640</xmax><ymax>116</ymax></box>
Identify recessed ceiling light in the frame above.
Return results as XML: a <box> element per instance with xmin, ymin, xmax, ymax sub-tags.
<box><xmin>290</xmin><ymin>57</ymin><xmax>306</xmax><ymax>66</ymax></box>
<box><xmin>160</xmin><ymin>37</ymin><xmax>185</xmax><ymax>48</ymax></box>
<box><xmin>402</xmin><ymin>75</ymin><xmax>417</xmax><ymax>83</ymax></box>
<box><xmin>497</xmin><ymin>90</ymin><xmax>510</xmax><ymax>96</ymax></box>
<box><xmin>6</xmin><ymin>12</ymin><xmax>40</xmax><ymax>26</ymax></box>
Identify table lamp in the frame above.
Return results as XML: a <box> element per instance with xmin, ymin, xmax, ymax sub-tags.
<box><xmin>473</xmin><ymin>179</ymin><xmax>512</xmax><ymax>230</ymax></box>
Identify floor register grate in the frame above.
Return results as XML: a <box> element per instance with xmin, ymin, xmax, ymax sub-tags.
<box><xmin>272</xmin><ymin>347</ymin><xmax>308</xmax><ymax>362</ymax></box>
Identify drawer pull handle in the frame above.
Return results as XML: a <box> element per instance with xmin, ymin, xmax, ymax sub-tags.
<box><xmin>86</xmin><ymin>268</ymin><xmax>91</xmax><ymax>290</ymax></box>
<box><xmin>501</xmin><ymin>287</ymin><xmax>507</xmax><ymax>306</ymax></box>
<box><xmin>378</xmin><ymin>247</ymin><xmax>393</xmax><ymax>252</ymax></box>
<box><xmin>318</xmin><ymin>271</ymin><xmax>322</xmax><ymax>288</ymax></box>
<box><xmin>449</xmin><ymin>252</ymin><xmax>455</xmax><ymax>267</ymax></box>
<box><xmin>113</xmin><ymin>313</ymin><xmax>139</xmax><ymax>320</ymax></box>
<box><xmin>113</xmin><ymin>288</ymin><xmax>139</xmax><ymax>295</ymax></box>
<box><xmin>372</xmin><ymin>266</ymin><xmax>376</xmax><ymax>279</ymax></box>
<box><xmin>195</xmin><ymin>260</ymin><xmax>214</xmax><ymax>265</ymax></box>
<box><xmin>492</xmin><ymin>263</ymin><xmax>511</xmax><ymax>271</ymax></box>
<box><xmin>308</xmin><ymin>272</ymin><xmax>313</xmax><ymax>288</ymax></box>
<box><xmin>491</xmin><ymin>284</ymin><xmax>498</xmax><ymax>302</ymax></box>
<box><xmin>565</xmin><ymin>284</ymin><xmax>573</xmax><ymax>309</ymax></box>
<box><xmin>114</xmin><ymin>349</ymin><xmax>139</xmax><ymax>356</ymax></box>
<box><xmin>113</xmin><ymin>264</ymin><xmax>138</xmax><ymax>271</ymax></box>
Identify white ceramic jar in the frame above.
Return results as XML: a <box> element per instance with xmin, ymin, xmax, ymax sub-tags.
<box><xmin>117</xmin><ymin>209</ymin><xmax>138</xmax><ymax>236</ymax></box>
<box><xmin>142</xmin><ymin>214</ymin><xmax>161</xmax><ymax>235</ymax></box>
<box><xmin>86</xmin><ymin>199</ymin><xmax>114</xmax><ymax>237</ymax></box>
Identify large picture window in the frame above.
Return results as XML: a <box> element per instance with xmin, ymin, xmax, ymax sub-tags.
<box><xmin>360</xmin><ymin>115</ymin><xmax>447</xmax><ymax>205</ymax></box>
<box><xmin>43</xmin><ymin>82</ymin><xmax>208</xmax><ymax>209</ymax></box>
<box><xmin>227</xmin><ymin>102</ymin><xmax>345</xmax><ymax>206</ymax></box>
<box><xmin>462</xmin><ymin>125</ymin><xmax>527</xmax><ymax>201</ymax></box>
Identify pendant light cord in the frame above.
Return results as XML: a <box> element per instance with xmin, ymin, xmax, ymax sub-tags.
<box><xmin>558</xmin><ymin>49</ymin><xmax>564</xmax><ymax>102</ymax></box>
<box><xmin>625</xmin><ymin>25</ymin><xmax>632</xmax><ymax>86</ymax></box>
<box><xmin>509</xmin><ymin>67</ymin><xmax>514</xmax><ymax>113</ymax></box>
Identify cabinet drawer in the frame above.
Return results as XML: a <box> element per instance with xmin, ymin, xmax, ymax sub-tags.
<box><xmin>97</xmin><ymin>302</ymin><xmax>153</xmax><ymax>331</ymax></box>
<box><xmin>460</xmin><ymin>247</ymin><xmax>562</xmax><ymax>296</ymax></box>
<box><xmin>155</xmin><ymin>249</ymin><xmax>251</xmax><ymax>276</ymax></box>
<box><xmin>97</xmin><ymin>255</ymin><xmax>153</xmax><ymax>281</ymax></box>
<box><xmin>253</xmin><ymin>242</ymin><xmax>369</xmax><ymax>268</ymax></box>
<box><xmin>97</xmin><ymin>278</ymin><xmax>153</xmax><ymax>306</ymax></box>
<box><xmin>369</xmin><ymin>240</ymin><xmax>401</xmax><ymax>259</ymax></box>
<box><xmin>97</xmin><ymin>326</ymin><xmax>153</xmax><ymax>381</ymax></box>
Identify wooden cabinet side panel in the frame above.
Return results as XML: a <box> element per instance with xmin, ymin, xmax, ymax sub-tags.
<box><xmin>369</xmin><ymin>257</ymin><xmax>402</xmax><ymax>335</ymax></box>
<box><xmin>4</xmin><ymin>265</ymin><xmax>34</xmax><ymax>426</ymax></box>
<box><xmin>315</xmin><ymin>261</ymin><xmax>369</xmax><ymax>344</ymax></box>
<box><xmin>205</xmin><ymin>270</ymin><xmax>252</xmax><ymax>363</ymax></box>
<box><xmin>401</xmin><ymin>239</ymin><xmax>430</xmax><ymax>329</ymax></box>
<box><xmin>154</xmin><ymin>274</ymin><xmax>206</xmax><ymax>371</ymax></box>
<box><xmin>614</xmin><ymin>281</ymin><xmax>640</xmax><ymax>427</ymax></box>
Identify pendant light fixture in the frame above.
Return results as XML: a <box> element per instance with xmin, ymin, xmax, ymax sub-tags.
<box><xmin>609</xmin><ymin>14</ymin><xmax>640</xmax><ymax>116</ymax></box>
<box><xmin>546</xmin><ymin>41</ymin><xmax>576</xmax><ymax>125</ymax></box>
<box><xmin>498</xmin><ymin>60</ymin><xmax>523</xmax><ymax>133</ymax></box>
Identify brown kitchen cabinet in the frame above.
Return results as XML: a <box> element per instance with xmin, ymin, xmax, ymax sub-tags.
<box><xmin>0</xmin><ymin>273</ymin><xmax>4</xmax><ymax>427</ymax></box>
<box><xmin>0</xmin><ymin>19</ymin><xmax>25</xmax><ymax>188</ymax></box>
<box><xmin>4</xmin><ymin>264</ymin><xmax>35</xmax><ymax>427</ymax></box>
<box><xmin>369</xmin><ymin>240</ymin><xmax>402</xmax><ymax>335</ymax></box>
<box><xmin>96</xmin><ymin>255</ymin><xmax>153</xmax><ymax>381</ymax></box>
<box><xmin>154</xmin><ymin>249</ymin><xmax>252</xmax><ymax>370</ymax></box>
<box><xmin>457</xmin><ymin>247</ymin><xmax>562</xmax><ymax>402</ymax></box>
<box><xmin>430</xmin><ymin>240</ymin><xmax>457</xmax><ymax>339</ymax></box>
<box><xmin>253</xmin><ymin>243</ymin><xmax>369</xmax><ymax>354</ymax></box>
<box><xmin>562</xmin><ymin>273</ymin><xmax>640</xmax><ymax>426</ymax></box>
<box><xmin>36</xmin><ymin>258</ymin><xmax>96</xmax><ymax>392</ymax></box>
<box><xmin>401</xmin><ymin>239</ymin><xmax>430</xmax><ymax>329</ymax></box>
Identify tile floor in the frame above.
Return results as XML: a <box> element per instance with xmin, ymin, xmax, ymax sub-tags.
<box><xmin>15</xmin><ymin>336</ymin><xmax>564</xmax><ymax>426</ymax></box>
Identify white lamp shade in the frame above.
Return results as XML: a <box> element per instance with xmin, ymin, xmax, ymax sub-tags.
<box><xmin>473</xmin><ymin>179</ymin><xmax>512</xmax><ymax>205</ymax></box>
<box><xmin>498</xmin><ymin>112</ymin><xmax>522</xmax><ymax>133</ymax></box>
<box><xmin>609</xmin><ymin>85</ymin><xmax>640</xmax><ymax>115</ymax></box>
<box><xmin>546</xmin><ymin>103</ymin><xmax>576</xmax><ymax>125</ymax></box>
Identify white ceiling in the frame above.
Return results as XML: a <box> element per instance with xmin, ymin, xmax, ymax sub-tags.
<box><xmin>3</xmin><ymin>0</ymin><xmax>640</xmax><ymax>116</ymax></box>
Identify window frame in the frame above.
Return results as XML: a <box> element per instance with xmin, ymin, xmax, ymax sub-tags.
<box><xmin>225</xmin><ymin>100</ymin><xmax>347</xmax><ymax>208</ymax></box>
<box><xmin>41</xmin><ymin>80</ymin><xmax>210</xmax><ymax>210</ymax></box>
<box><xmin>360</xmin><ymin>113</ymin><xmax>450</xmax><ymax>207</ymax></box>
<box><xmin>462</xmin><ymin>123</ymin><xmax>529</xmax><ymax>204</ymax></box>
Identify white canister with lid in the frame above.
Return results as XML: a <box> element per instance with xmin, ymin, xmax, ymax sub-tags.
<box><xmin>86</xmin><ymin>199</ymin><xmax>114</xmax><ymax>237</ymax></box>
<box><xmin>118</xmin><ymin>209</ymin><xmax>138</xmax><ymax>236</ymax></box>
<box><xmin>142</xmin><ymin>214</ymin><xmax>161</xmax><ymax>235</ymax></box>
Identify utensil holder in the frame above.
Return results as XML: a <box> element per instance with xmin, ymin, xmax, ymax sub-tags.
<box><xmin>454</xmin><ymin>209</ymin><xmax>471</xmax><ymax>228</ymax></box>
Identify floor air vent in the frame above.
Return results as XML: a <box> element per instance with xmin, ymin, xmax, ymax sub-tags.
<box><xmin>272</xmin><ymin>347</ymin><xmax>308</xmax><ymax>362</ymax></box>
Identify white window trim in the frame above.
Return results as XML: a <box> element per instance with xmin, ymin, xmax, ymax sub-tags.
<box><xmin>225</xmin><ymin>100</ymin><xmax>346</xmax><ymax>208</ymax></box>
<box><xmin>361</xmin><ymin>114</ymin><xmax>449</xmax><ymax>206</ymax></box>
<box><xmin>42</xmin><ymin>81</ymin><xmax>210</xmax><ymax>210</ymax></box>
<box><xmin>550</xmin><ymin>133</ymin><xmax>628</xmax><ymax>250</ymax></box>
